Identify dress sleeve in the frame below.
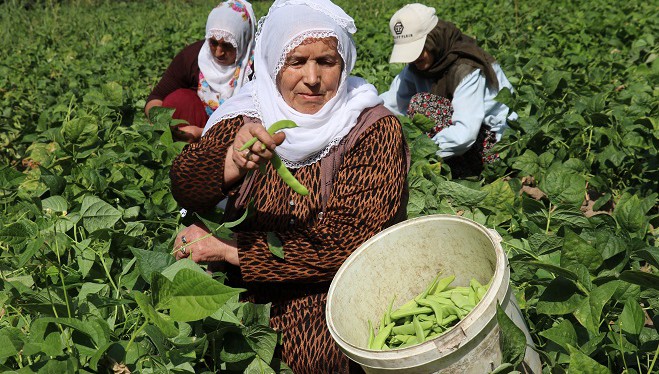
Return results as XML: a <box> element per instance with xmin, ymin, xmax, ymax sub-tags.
<box><xmin>379</xmin><ymin>66</ymin><xmax>421</xmax><ymax>116</ymax></box>
<box><xmin>169</xmin><ymin>116</ymin><xmax>243</xmax><ymax>213</ymax></box>
<box><xmin>146</xmin><ymin>40</ymin><xmax>203</xmax><ymax>103</ymax></box>
<box><xmin>236</xmin><ymin>115</ymin><xmax>408</xmax><ymax>283</ymax></box>
<box><xmin>432</xmin><ymin>69</ymin><xmax>486</xmax><ymax>158</ymax></box>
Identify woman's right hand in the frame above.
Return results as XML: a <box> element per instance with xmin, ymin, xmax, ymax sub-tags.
<box><xmin>224</xmin><ymin>117</ymin><xmax>286</xmax><ymax>185</ymax></box>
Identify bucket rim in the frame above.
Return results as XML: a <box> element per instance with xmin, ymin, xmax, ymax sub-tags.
<box><xmin>326</xmin><ymin>214</ymin><xmax>510</xmax><ymax>366</ymax></box>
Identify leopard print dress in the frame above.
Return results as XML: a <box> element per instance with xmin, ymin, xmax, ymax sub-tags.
<box><xmin>170</xmin><ymin>113</ymin><xmax>408</xmax><ymax>373</ymax></box>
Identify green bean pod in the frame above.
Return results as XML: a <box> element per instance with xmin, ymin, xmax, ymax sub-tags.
<box><xmin>270</xmin><ymin>154</ymin><xmax>310</xmax><ymax>196</ymax></box>
<box><xmin>371</xmin><ymin>322</ymin><xmax>395</xmax><ymax>350</ymax></box>
<box><xmin>390</xmin><ymin>306</ymin><xmax>433</xmax><ymax>320</ymax></box>
<box><xmin>391</xmin><ymin>320</ymin><xmax>433</xmax><ymax>335</ymax></box>
<box><xmin>412</xmin><ymin>315</ymin><xmax>425</xmax><ymax>342</ymax></box>
<box><xmin>239</xmin><ymin>119</ymin><xmax>297</xmax><ymax>151</ymax></box>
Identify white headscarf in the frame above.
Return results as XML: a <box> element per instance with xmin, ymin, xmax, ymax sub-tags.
<box><xmin>197</xmin><ymin>0</ymin><xmax>256</xmax><ymax>110</ymax></box>
<box><xmin>203</xmin><ymin>0</ymin><xmax>383</xmax><ymax>168</ymax></box>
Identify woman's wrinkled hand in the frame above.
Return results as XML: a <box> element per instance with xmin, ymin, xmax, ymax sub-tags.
<box><xmin>224</xmin><ymin>116</ymin><xmax>286</xmax><ymax>184</ymax></box>
<box><xmin>173</xmin><ymin>222</ymin><xmax>240</xmax><ymax>266</ymax></box>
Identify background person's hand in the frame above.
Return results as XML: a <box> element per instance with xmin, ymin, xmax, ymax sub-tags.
<box><xmin>172</xmin><ymin>125</ymin><xmax>203</xmax><ymax>143</ymax></box>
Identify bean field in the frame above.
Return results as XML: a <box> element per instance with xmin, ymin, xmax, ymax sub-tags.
<box><xmin>0</xmin><ymin>0</ymin><xmax>657</xmax><ymax>372</ymax></box>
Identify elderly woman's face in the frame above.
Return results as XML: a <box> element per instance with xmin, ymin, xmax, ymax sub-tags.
<box><xmin>209</xmin><ymin>37</ymin><xmax>237</xmax><ymax>65</ymax></box>
<box><xmin>278</xmin><ymin>38</ymin><xmax>342</xmax><ymax>114</ymax></box>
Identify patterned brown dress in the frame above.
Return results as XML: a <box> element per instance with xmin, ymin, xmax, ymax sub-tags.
<box><xmin>170</xmin><ymin>112</ymin><xmax>408</xmax><ymax>373</ymax></box>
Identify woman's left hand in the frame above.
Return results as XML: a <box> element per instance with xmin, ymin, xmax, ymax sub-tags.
<box><xmin>174</xmin><ymin>222</ymin><xmax>240</xmax><ymax>266</ymax></box>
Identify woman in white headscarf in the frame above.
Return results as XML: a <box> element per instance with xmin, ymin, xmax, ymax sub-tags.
<box><xmin>145</xmin><ymin>0</ymin><xmax>256</xmax><ymax>143</ymax></box>
<box><xmin>170</xmin><ymin>0</ymin><xmax>409</xmax><ymax>371</ymax></box>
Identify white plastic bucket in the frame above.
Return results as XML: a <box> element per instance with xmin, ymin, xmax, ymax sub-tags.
<box><xmin>326</xmin><ymin>215</ymin><xmax>542</xmax><ymax>373</ymax></box>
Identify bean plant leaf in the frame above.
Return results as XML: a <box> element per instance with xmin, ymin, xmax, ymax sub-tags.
<box><xmin>436</xmin><ymin>180</ymin><xmax>488</xmax><ymax>207</ymax></box>
<box><xmin>560</xmin><ymin>230</ymin><xmax>603</xmax><ymax>273</ymax></box>
<box><xmin>41</xmin><ymin>195</ymin><xmax>68</xmax><ymax>213</ymax></box>
<box><xmin>613</xmin><ymin>193</ymin><xmax>648</xmax><ymax>235</ymax></box>
<box><xmin>512</xmin><ymin>150</ymin><xmax>539</xmax><ymax>176</ymax></box>
<box><xmin>540</xmin><ymin>168</ymin><xmax>586</xmax><ymax>208</ymax></box>
<box><xmin>567</xmin><ymin>345</ymin><xmax>610</xmax><ymax>374</ymax></box>
<box><xmin>267</xmin><ymin>232</ymin><xmax>284</xmax><ymax>260</ymax></box>
<box><xmin>133</xmin><ymin>291</ymin><xmax>179</xmax><ymax>338</ymax></box>
<box><xmin>538</xmin><ymin>319</ymin><xmax>577</xmax><ymax>352</ymax></box>
<box><xmin>61</xmin><ymin>115</ymin><xmax>99</xmax><ymax>147</ymax></box>
<box><xmin>244</xmin><ymin>324</ymin><xmax>279</xmax><ymax>365</ymax></box>
<box><xmin>536</xmin><ymin>277</ymin><xmax>585</xmax><ymax>315</ymax></box>
<box><xmin>159</xmin><ymin>268</ymin><xmax>245</xmax><ymax>322</ymax></box>
<box><xmin>496</xmin><ymin>304</ymin><xmax>526</xmax><ymax>366</ymax></box>
<box><xmin>481</xmin><ymin>179</ymin><xmax>516</xmax><ymax>211</ymax></box>
<box><xmin>38</xmin><ymin>165</ymin><xmax>66</xmax><ymax>195</ymax></box>
<box><xmin>619</xmin><ymin>270</ymin><xmax>659</xmax><ymax>291</ymax></box>
<box><xmin>0</xmin><ymin>219</ymin><xmax>38</xmax><ymax>246</ymax></box>
<box><xmin>130</xmin><ymin>247</ymin><xmax>176</xmax><ymax>284</ymax></box>
<box><xmin>573</xmin><ymin>281</ymin><xmax>618</xmax><ymax>333</ymax></box>
<box><xmin>245</xmin><ymin>356</ymin><xmax>277</xmax><ymax>374</ymax></box>
<box><xmin>619</xmin><ymin>299</ymin><xmax>644</xmax><ymax>337</ymax></box>
<box><xmin>633</xmin><ymin>248</ymin><xmax>659</xmax><ymax>269</ymax></box>
<box><xmin>80</xmin><ymin>195</ymin><xmax>121</xmax><ymax>233</ymax></box>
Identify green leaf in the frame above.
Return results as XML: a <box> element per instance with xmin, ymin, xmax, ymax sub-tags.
<box><xmin>619</xmin><ymin>299</ymin><xmax>644</xmax><ymax>337</ymax></box>
<box><xmin>133</xmin><ymin>291</ymin><xmax>179</xmax><ymax>338</ymax></box>
<box><xmin>267</xmin><ymin>232</ymin><xmax>284</xmax><ymax>260</ymax></box>
<box><xmin>542</xmin><ymin>70</ymin><xmax>569</xmax><ymax>96</ymax></box>
<box><xmin>39</xmin><ymin>166</ymin><xmax>66</xmax><ymax>196</ymax></box>
<box><xmin>43</xmin><ymin>331</ymin><xmax>64</xmax><ymax>357</ymax></box>
<box><xmin>0</xmin><ymin>166</ymin><xmax>26</xmax><ymax>189</ymax></box>
<box><xmin>42</xmin><ymin>196</ymin><xmax>68</xmax><ymax>213</ymax></box>
<box><xmin>0</xmin><ymin>219</ymin><xmax>38</xmax><ymax>246</ymax></box>
<box><xmin>61</xmin><ymin>115</ymin><xmax>98</xmax><ymax>146</ymax></box>
<box><xmin>31</xmin><ymin>317</ymin><xmax>109</xmax><ymax>348</ymax></box>
<box><xmin>245</xmin><ymin>356</ymin><xmax>277</xmax><ymax>374</ymax></box>
<box><xmin>411</xmin><ymin>113</ymin><xmax>436</xmax><ymax>132</ymax></box>
<box><xmin>540</xmin><ymin>169</ymin><xmax>586</xmax><ymax>208</ymax></box>
<box><xmin>619</xmin><ymin>270</ymin><xmax>659</xmax><ymax>291</ymax></box>
<box><xmin>496</xmin><ymin>304</ymin><xmax>526</xmax><ymax>366</ymax></box>
<box><xmin>244</xmin><ymin>324</ymin><xmax>279</xmax><ymax>365</ymax></box>
<box><xmin>536</xmin><ymin>277</ymin><xmax>586</xmax><ymax>315</ymax></box>
<box><xmin>573</xmin><ymin>281</ymin><xmax>618</xmax><ymax>333</ymax></box>
<box><xmin>567</xmin><ymin>345</ymin><xmax>610</xmax><ymax>374</ymax></box>
<box><xmin>101</xmin><ymin>81</ymin><xmax>124</xmax><ymax>107</ymax></box>
<box><xmin>0</xmin><ymin>327</ymin><xmax>23</xmax><ymax>360</ymax></box>
<box><xmin>525</xmin><ymin>260</ymin><xmax>579</xmax><ymax>280</ymax></box>
<box><xmin>436</xmin><ymin>180</ymin><xmax>488</xmax><ymax>207</ymax></box>
<box><xmin>538</xmin><ymin>319</ymin><xmax>577</xmax><ymax>352</ymax></box>
<box><xmin>158</xmin><ymin>268</ymin><xmax>245</xmax><ymax>322</ymax></box>
<box><xmin>560</xmin><ymin>230</ymin><xmax>603</xmax><ymax>273</ymax></box>
<box><xmin>159</xmin><ymin>258</ymin><xmax>207</xmax><ymax>282</ymax></box>
<box><xmin>613</xmin><ymin>193</ymin><xmax>648</xmax><ymax>235</ymax></box>
<box><xmin>634</xmin><ymin>247</ymin><xmax>659</xmax><ymax>269</ymax></box>
<box><xmin>130</xmin><ymin>247</ymin><xmax>176</xmax><ymax>284</ymax></box>
<box><xmin>481</xmin><ymin>179</ymin><xmax>516</xmax><ymax>211</ymax></box>
<box><xmin>80</xmin><ymin>195</ymin><xmax>121</xmax><ymax>233</ymax></box>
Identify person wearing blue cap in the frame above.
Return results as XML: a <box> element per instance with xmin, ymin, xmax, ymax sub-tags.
<box><xmin>381</xmin><ymin>3</ymin><xmax>517</xmax><ymax>178</ymax></box>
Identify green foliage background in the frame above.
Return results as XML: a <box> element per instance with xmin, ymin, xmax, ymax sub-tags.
<box><xmin>0</xmin><ymin>0</ymin><xmax>657</xmax><ymax>373</ymax></box>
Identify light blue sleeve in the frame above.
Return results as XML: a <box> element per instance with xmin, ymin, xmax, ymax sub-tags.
<box><xmin>432</xmin><ymin>69</ymin><xmax>485</xmax><ymax>158</ymax></box>
<box><xmin>379</xmin><ymin>66</ymin><xmax>424</xmax><ymax>116</ymax></box>
<box><xmin>432</xmin><ymin>64</ymin><xmax>517</xmax><ymax>158</ymax></box>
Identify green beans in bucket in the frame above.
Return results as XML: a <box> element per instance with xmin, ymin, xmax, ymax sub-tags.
<box><xmin>367</xmin><ymin>273</ymin><xmax>489</xmax><ymax>350</ymax></box>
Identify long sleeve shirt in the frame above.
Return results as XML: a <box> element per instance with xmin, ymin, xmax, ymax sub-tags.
<box><xmin>380</xmin><ymin>63</ymin><xmax>518</xmax><ymax>158</ymax></box>
<box><xmin>146</xmin><ymin>40</ymin><xmax>204</xmax><ymax>103</ymax></box>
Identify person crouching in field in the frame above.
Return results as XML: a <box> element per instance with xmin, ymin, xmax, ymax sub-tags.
<box><xmin>145</xmin><ymin>0</ymin><xmax>256</xmax><ymax>143</ymax></box>
<box><xmin>380</xmin><ymin>3</ymin><xmax>517</xmax><ymax>178</ymax></box>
